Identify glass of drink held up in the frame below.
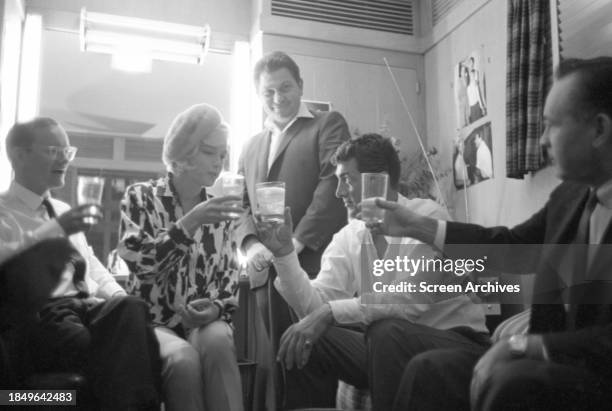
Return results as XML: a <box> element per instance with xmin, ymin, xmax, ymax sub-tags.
<box><xmin>76</xmin><ymin>175</ymin><xmax>104</xmax><ymax>225</ymax></box>
<box><xmin>255</xmin><ymin>181</ymin><xmax>285</xmax><ymax>223</ymax></box>
<box><xmin>221</xmin><ymin>172</ymin><xmax>245</xmax><ymax>218</ymax></box>
<box><xmin>361</xmin><ymin>173</ymin><xmax>388</xmax><ymax>224</ymax></box>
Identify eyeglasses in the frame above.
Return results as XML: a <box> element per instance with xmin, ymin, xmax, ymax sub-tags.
<box><xmin>30</xmin><ymin>145</ymin><xmax>78</xmax><ymax>161</ymax></box>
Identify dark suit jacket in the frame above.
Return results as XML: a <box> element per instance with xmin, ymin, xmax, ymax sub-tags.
<box><xmin>445</xmin><ymin>181</ymin><xmax>612</xmax><ymax>379</ymax></box>
<box><xmin>238</xmin><ymin>110</ymin><xmax>350</xmax><ymax>287</ymax></box>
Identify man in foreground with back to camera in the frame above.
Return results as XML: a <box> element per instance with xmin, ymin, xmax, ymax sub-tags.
<box><xmin>0</xmin><ymin>117</ymin><xmax>161</xmax><ymax>410</ymax></box>
<box><xmin>370</xmin><ymin>57</ymin><xmax>612</xmax><ymax>410</ymax></box>
<box><xmin>255</xmin><ymin>133</ymin><xmax>489</xmax><ymax>410</ymax></box>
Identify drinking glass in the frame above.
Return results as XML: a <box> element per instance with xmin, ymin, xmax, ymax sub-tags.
<box><xmin>255</xmin><ymin>181</ymin><xmax>285</xmax><ymax>223</ymax></box>
<box><xmin>77</xmin><ymin>176</ymin><xmax>104</xmax><ymax>224</ymax></box>
<box><xmin>361</xmin><ymin>173</ymin><xmax>388</xmax><ymax>224</ymax></box>
<box><xmin>221</xmin><ymin>172</ymin><xmax>245</xmax><ymax>218</ymax></box>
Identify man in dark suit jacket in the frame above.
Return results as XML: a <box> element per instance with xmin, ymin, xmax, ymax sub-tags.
<box><xmin>237</xmin><ymin>51</ymin><xmax>350</xmax><ymax>355</ymax></box>
<box><xmin>370</xmin><ymin>57</ymin><xmax>612</xmax><ymax>410</ymax></box>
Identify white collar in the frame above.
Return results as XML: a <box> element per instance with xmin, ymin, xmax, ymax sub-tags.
<box><xmin>264</xmin><ymin>102</ymin><xmax>314</xmax><ymax>133</ymax></box>
<box><xmin>8</xmin><ymin>181</ymin><xmax>49</xmax><ymax>211</ymax></box>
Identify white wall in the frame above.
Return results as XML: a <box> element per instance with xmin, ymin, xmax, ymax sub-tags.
<box><xmin>0</xmin><ymin>0</ymin><xmax>24</xmax><ymax>191</ymax></box>
<box><xmin>423</xmin><ymin>0</ymin><xmax>559</xmax><ymax>227</ymax></box>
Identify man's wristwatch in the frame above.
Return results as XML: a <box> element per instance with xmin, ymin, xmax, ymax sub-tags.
<box><xmin>508</xmin><ymin>334</ymin><xmax>528</xmax><ymax>357</ymax></box>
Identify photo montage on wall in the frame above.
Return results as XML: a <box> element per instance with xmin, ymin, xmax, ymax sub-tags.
<box><xmin>452</xmin><ymin>48</ymin><xmax>493</xmax><ymax>190</ymax></box>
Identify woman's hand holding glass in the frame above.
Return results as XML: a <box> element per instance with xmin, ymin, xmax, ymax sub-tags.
<box><xmin>179</xmin><ymin>195</ymin><xmax>244</xmax><ymax>235</ymax></box>
<box><xmin>255</xmin><ymin>207</ymin><xmax>294</xmax><ymax>258</ymax></box>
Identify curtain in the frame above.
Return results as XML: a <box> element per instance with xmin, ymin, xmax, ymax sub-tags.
<box><xmin>506</xmin><ymin>0</ymin><xmax>553</xmax><ymax>179</ymax></box>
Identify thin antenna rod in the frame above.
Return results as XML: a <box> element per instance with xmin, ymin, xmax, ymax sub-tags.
<box><xmin>383</xmin><ymin>57</ymin><xmax>446</xmax><ymax>209</ymax></box>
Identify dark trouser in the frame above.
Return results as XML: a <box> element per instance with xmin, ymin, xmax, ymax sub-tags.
<box><xmin>366</xmin><ymin>319</ymin><xmax>490</xmax><ymax>411</ymax></box>
<box><xmin>475</xmin><ymin>359</ymin><xmax>612</xmax><ymax>411</ymax></box>
<box><xmin>283</xmin><ymin>326</ymin><xmax>368</xmax><ymax>409</ymax></box>
<box><xmin>394</xmin><ymin>347</ymin><xmax>612</xmax><ymax>411</ymax></box>
<box><xmin>29</xmin><ymin>295</ymin><xmax>161</xmax><ymax>410</ymax></box>
<box><xmin>392</xmin><ymin>346</ymin><xmax>482</xmax><ymax>411</ymax></box>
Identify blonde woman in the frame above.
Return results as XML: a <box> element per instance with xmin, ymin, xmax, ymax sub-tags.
<box><xmin>118</xmin><ymin>104</ymin><xmax>244</xmax><ymax>411</ymax></box>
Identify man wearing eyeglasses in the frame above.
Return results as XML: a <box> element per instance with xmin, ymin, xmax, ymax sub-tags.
<box><xmin>0</xmin><ymin>117</ymin><xmax>161</xmax><ymax>410</ymax></box>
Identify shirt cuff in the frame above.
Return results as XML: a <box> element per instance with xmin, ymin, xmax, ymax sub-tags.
<box><xmin>97</xmin><ymin>281</ymin><xmax>127</xmax><ymax>300</ymax></box>
<box><xmin>328</xmin><ymin>299</ymin><xmax>363</xmax><ymax>324</ymax></box>
<box><xmin>527</xmin><ymin>334</ymin><xmax>549</xmax><ymax>361</ymax></box>
<box><xmin>272</xmin><ymin>251</ymin><xmax>301</xmax><ymax>277</ymax></box>
<box><xmin>433</xmin><ymin>220</ymin><xmax>446</xmax><ymax>250</ymax></box>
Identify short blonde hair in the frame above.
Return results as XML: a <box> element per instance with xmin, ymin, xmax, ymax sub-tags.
<box><xmin>162</xmin><ymin>103</ymin><xmax>229</xmax><ymax>173</ymax></box>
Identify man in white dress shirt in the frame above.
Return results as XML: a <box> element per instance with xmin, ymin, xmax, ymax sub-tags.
<box><xmin>256</xmin><ymin>133</ymin><xmax>489</xmax><ymax>409</ymax></box>
<box><xmin>0</xmin><ymin>117</ymin><xmax>161</xmax><ymax>410</ymax></box>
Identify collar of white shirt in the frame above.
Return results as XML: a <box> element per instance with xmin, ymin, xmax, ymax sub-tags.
<box><xmin>9</xmin><ymin>181</ymin><xmax>50</xmax><ymax>212</ymax></box>
<box><xmin>263</xmin><ymin>102</ymin><xmax>314</xmax><ymax>134</ymax></box>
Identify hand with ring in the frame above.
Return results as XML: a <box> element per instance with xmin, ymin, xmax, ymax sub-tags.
<box><xmin>277</xmin><ymin>303</ymin><xmax>334</xmax><ymax>370</ymax></box>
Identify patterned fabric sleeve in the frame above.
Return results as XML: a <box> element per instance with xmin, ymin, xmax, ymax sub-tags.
<box><xmin>117</xmin><ymin>183</ymin><xmax>193</xmax><ymax>283</ymax></box>
<box><xmin>210</xmin><ymin>222</ymin><xmax>240</xmax><ymax>323</ymax></box>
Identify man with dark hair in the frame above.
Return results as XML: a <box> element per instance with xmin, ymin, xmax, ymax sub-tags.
<box><xmin>0</xmin><ymin>117</ymin><xmax>161</xmax><ymax>410</ymax></box>
<box><xmin>237</xmin><ymin>51</ymin><xmax>350</xmax><ymax>355</ymax></box>
<box><xmin>256</xmin><ymin>133</ymin><xmax>489</xmax><ymax>409</ymax></box>
<box><xmin>371</xmin><ymin>57</ymin><xmax>612</xmax><ymax>410</ymax></box>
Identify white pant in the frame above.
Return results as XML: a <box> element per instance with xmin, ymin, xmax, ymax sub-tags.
<box><xmin>155</xmin><ymin>321</ymin><xmax>244</xmax><ymax>411</ymax></box>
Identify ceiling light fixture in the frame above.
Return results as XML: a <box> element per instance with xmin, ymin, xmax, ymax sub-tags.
<box><xmin>80</xmin><ymin>8</ymin><xmax>210</xmax><ymax>70</ymax></box>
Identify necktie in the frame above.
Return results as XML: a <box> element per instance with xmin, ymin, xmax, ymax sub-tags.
<box><xmin>567</xmin><ymin>190</ymin><xmax>599</xmax><ymax>329</ymax></box>
<box><xmin>575</xmin><ymin>190</ymin><xmax>598</xmax><ymax>245</ymax></box>
<box><xmin>42</xmin><ymin>198</ymin><xmax>89</xmax><ymax>296</ymax></box>
<box><xmin>41</xmin><ymin>197</ymin><xmax>57</xmax><ymax>219</ymax></box>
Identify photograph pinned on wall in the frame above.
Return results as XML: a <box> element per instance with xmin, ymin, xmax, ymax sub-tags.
<box><xmin>453</xmin><ymin>121</ymin><xmax>493</xmax><ymax>189</ymax></box>
<box><xmin>303</xmin><ymin>100</ymin><xmax>332</xmax><ymax>112</ymax></box>
<box><xmin>454</xmin><ymin>49</ymin><xmax>488</xmax><ymax>130</ymax></box>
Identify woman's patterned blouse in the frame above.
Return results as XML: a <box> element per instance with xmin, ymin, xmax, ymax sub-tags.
<box><xmin>117</xmin><ymin>175</ymin><xmax>240</xmax><ymax>329</ymax></box>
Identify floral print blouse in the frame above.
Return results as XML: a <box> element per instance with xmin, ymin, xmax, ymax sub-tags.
<box><xmin>117</xmin><ymin>175</ymin><xmax>240</xmax><ymax>329</ymax></box>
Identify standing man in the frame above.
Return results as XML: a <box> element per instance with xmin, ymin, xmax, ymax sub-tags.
<box><xmin>238</xmin><ymin>51</ymin><xmax>350</xmax><ymax>346</ymax></box>
<box><xmin>0</xmin><ymin>117</ymin><xmax>161</xmax><ymax>410</ymax></box>
<box><xmin>371</xmin><ymin>57</ymin><xmax>612</xmax><ymax>410</ymax></box>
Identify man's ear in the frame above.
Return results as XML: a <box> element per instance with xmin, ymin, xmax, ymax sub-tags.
<box><xmin>7</xmin><ymin>146</ymin><xmax>26</xmax><ymax>166</ymax></box>
<box><xmin>592</xmin><ymin>113</ymin><xmax>612</xmax><ymax>149</ymax></box>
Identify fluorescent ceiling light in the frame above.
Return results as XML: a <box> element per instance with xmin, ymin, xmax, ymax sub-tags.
<box><xmin>80</xmin><ymin>8</ymin><xmax>210</xmax><ymax>69</ymax></box>
<box><xmin>18</xmin><ymin>14</ymin><xmax>43</xmax><ymax>122</ymax></box>
<box><xmin>111</xmin><ymin>51</ymin><xmax>153</xmax><ymax>73</ymax></box>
